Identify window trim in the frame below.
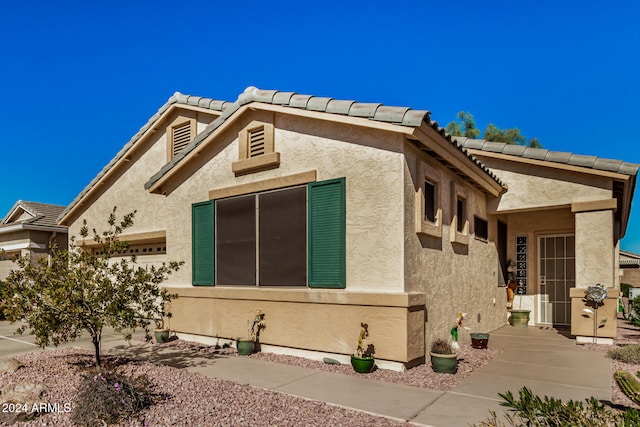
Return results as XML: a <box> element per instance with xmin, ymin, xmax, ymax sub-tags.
<box><xmin>450</xmin><ymin>183</ymin><xmax>469</xmax><ymax>245</ymax></box>
<box><xmin>166</xmin><ymin>117</ymin><xmax>196</xmax><ymax>161</ymax></box>
<box><xmin>232</xmin><ymin>121</ymin><xmax>280</xmax><ymax>175</ymax></box>
<box><xmin>415</xmin><ymin>162</ymin><xmax>442</xmax><ymax>238</ymax></box>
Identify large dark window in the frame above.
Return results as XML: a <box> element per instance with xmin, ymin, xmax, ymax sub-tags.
<box><xmin>216</xmin><ymin>195</ymin><xmax>257</xmax><ymax>285</ymax></box>
<box><xmin>192</xmin><ymin>178</ymin><xmax>346</xmax><ymax>289</ymax></box>
<box><xmin>258</xmin><ymin>187</ymin><xmax>307</xmax><ymax>286</ymax></box>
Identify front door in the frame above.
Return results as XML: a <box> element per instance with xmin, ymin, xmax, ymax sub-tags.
<box><xmin>538</xmin><ymin>235</ymin><xmax>575</xmax><ymax>326</ymax></box>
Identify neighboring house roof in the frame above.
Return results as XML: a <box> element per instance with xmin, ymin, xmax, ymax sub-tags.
<box><xmin>143</xmin><ymin>86</ymin><xmax>503</xmax><ymax>191</ymax></box>
<box><xmin>0</xmin><ymin>200</ymin><xmax>67</xmax><ymax>233</ymax></box>
<box><xmin>454</xmin><ymin>137</ymin><xmax>640</xmax><ymax>177</ymax></box>
<box><xmin>621</xmin><ymin>250</ymin><xmax>640</xmax><ymax>268</ymax></box>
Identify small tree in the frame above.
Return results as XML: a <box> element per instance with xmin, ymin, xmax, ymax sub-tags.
<box><xmin>0</xmin><ymin>208</ymin><xmax>183</xmax><ymax>366</ymax></box>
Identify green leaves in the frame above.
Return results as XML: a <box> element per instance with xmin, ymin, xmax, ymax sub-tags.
<box><xmin>445</xmin><ymin>111</ymin><xmax>542</xmax><ymax>148</ymax></box>
<box><xmin>0</xmin><ymin>207</ymin><xmax>182</xmax><ymax>366</ymax></box>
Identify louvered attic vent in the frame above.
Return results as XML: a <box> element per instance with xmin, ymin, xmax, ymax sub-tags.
<box><xmin>172</xmin><ymin>122</ymin><xmax>192</xmax><ymax>157</ymax></box>
<box><xmin>248</xmin><ymin>127</ymin><xmax>266</xmax><ymax>158</ymax></box>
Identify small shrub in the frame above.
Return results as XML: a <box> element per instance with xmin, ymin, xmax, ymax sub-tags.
<box><xmin>607</xmin><ymin>344</ymin><xmax>640</xmax><ymax>364</ymax></box>
<box><xmin>473</xmin><ymin>386</ymin><xmax>640</xmax><ymax>426</ymax></box>
<box><xmin>71</xmin><ymin>367</ymin><xmax>158</xmax><ymax>426</ymax></box>
<box><xmin>631</xmin><ymin>296</ymin><xmax>640</xmax><ymax>326</ymax></box>
<box><xmin>621</xmin><ymin>283</ymin><xmax>632</xmax><ymax>298</ymax></box>
<box><xmin>430</xmin><ymin>339</ymin><xmax>454</xmax><ymax>354</ymax></box>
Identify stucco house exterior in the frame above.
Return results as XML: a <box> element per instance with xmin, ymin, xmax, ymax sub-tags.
<box><xmin>57</xmin><ymin>87</ymin><xmax>637</xmax><ymax>367</ymax></box>
<box><xmin>0</xmin><ymin>201</ymin><xmax>68</xmax><ymax>280</ymax></box>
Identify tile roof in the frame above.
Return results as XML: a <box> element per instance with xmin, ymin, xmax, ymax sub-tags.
<box><xmin>144</xmin><ymin>86</ymin><xmax>503</xmax><ymax>190</ymax></box>
<box><xmin>454</xmin><ymin>137</ymin><xmax>640</xmax><ymax>177</ymax></box>
<box><xmin>58</xmin><ymin>93</ymin><xmax>229</xmax><ymax>223</ymax></box>
<box><xmin>2</xmin><ymin>200</ymin><xmax>67</xmax><ymax>228</ymax></box>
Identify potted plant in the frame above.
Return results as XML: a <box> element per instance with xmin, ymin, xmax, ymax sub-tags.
<box><xmin>350</xmin><ymin>323</ymin><xmax>375</xmax><ymax>373</ymax></box>
<box><xmin>153</xmin><ymin>312</ymin><xmax>172</xmax><ymax>344</ymax></box>
<box><xmin>236</xmin><ymin>309</ymin><xmax>266</xmax><ymax>355</ymax></box>
<box><xmin>429</xmin><ymin>339</ymin><xmax>458</xmax><ymax>374</ymax></box>
<box><xmin>510</xmin><ymin>292</ymin><xmax>530</xmax><ymax>327</ymax></box>
<box><xmin>470</xmin><ymin>332</ymin><xmax>490</xmax><ymax>349</ymax></box>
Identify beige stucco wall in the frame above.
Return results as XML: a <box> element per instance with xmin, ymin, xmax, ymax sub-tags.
<box><xmin>163</xmin><ymin>110</ymin><xmax>407</xmax><ymax>291</ymax></box>
<box><xmin>403</xmin><ymin>144</ymin><xmax>506</xmax><ymax>347</ymax></box>
<box><xmin>0</xmin><ymin>229</ymin><xmax>67</xmax><ymax>280</ymax></box>
<box><xmin>65</xmin><ymin>107</ymin><xmax>425</xmax><ymax>364</ymax></box>
<box><xmin>475</xmin><ymin>154</ymin><xmax>621</xmax><ymax>338</ymax></box>
<box><xmin>621</xmin><ymin>267</ymin><xmax>640</xmax><ymax>288</ymax></box>
<box><xmin>575</xmin><ymin>209</ymin><xmax>615</xmax><ymax>289</ymax></box>
<box><xmin>169</xmin><ymin>287</ymin><xmax>425</xmax><ymax>364</ymax></box>
<box><xmin>478</xmin><ymin>157</ymin><xmax>613</xmax><ymax>213</ymax></box>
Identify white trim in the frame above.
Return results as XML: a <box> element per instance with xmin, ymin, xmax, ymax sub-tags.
<box><xmin>0</xmin><ymin>242</ymin><xmax>47</xmax><ymax>251</ymax></box>
<box><xmin>0</xmin><ymin>223</ymin><xmax>67</xmax><ymax>234</ymax></box>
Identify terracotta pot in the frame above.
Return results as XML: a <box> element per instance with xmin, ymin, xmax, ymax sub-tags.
<box><xmin>470</xmin><ymin>333</ymin><xmax>489</xmax><ymax>349</ymax></box>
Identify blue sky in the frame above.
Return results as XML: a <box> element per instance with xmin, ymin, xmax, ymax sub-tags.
<box><xmin>1</xmin><ymin>1</ymin><xmax>639</xmax><ymax>252</ymax></box>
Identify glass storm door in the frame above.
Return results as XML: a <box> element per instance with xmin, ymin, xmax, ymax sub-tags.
<box><xmin>539</xmin><ymin>235</ymin><xmax>575</xmax><ymax>326</ymax></box>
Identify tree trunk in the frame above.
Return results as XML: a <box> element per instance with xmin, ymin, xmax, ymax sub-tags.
<box><xmin>92</xmin><ymin>334</ymin><xmax>101</xmax><ymax>366</ymax></box>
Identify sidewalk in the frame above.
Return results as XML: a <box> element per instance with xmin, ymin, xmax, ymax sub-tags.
<box><xmin>96</xmin><ymin>324</ymin><xmax>611</xmax><ymax>427</ymax></box>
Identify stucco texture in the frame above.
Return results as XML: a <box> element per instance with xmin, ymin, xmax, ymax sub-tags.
<box><xmin>403</xmin><ymin>145</ymin><xmax>506</xmax><ymax>348</ymax></box>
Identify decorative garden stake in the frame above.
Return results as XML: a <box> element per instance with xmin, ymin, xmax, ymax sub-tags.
<box><xmin>584</xmin><ymin>284</ymin><xmax>608</xmax><ymax>344</ymax></box>
<box><xmin>450</xmin><ymin>312</ymin><xmax>469</xmax><ymax>352</ymax></box>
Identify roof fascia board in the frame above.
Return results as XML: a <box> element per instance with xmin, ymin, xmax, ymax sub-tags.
<box><xmin>2</xmin><ymin>203</ymin><xmax>32</xmax><ymax>224</ymax></box>
<box><xmin>250</xmin><ymin>102</ymin><xmax>417</xmax><ymax>135</ymax></box>
<box><xmin>468</xmin><ymin>149</ymin><xmax>631</xmax><ymax>181</ymax></box>
<box><xmin>413</xmin><ymin>125</ymin><xmax>504</xmax><ymax>197</ymax></box>
<box><xmin>0</xmin><ymin>223</ymin><xmax>66</xmax><ymax>235</ymax></box>
<box><xmin>59</xmin><ymin>103</ymin><xmax>218</xmax><ymax>225</ymax></box>
<box><xmin>146</xmin><ymin>103</ymin><xmax>417</xmax><ymax>194</ymax></box>
<box><xmin>472</xmin><ymin>149</ymin><xmax>636</xmax><ymax>238</ymax></box>
<box><xmin>146</xmin><ymin>104</ymin><xmax>251</xmax><ymax>194</ymax></box>
<box><xmin>620</xmin><ymin>174</ymin><xmax>636</xmax><ymax>237</ymax></box>
<box><xmin>0</xmin><ymin>242</ymin><xmax>47</xmax><ymax>251</ymax></box>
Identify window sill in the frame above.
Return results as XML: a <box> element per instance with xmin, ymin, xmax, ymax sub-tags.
<box><xmin>451</xmin><ymin>230</ymin><xmax>469</xmax><ymax>246</ymax></box>
<box><xmin>232</xmin><ymin>152</ymin><xmax>280</xmax><ymax>175</ymax></box>
<box><xmin>416</xmin><ymin>220</ymin><xmax>442</xmax><ymax>238</ymax></box>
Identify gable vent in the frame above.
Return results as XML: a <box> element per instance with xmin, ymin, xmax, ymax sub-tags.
<box><xmin>248</xmin><ymin>127</ymin><xmax>266</xmax><ymax>158</ymax></box>
<box><xmin>172</xmin><ymin>122</ymin><xmax>192</xmax><ymax>156</ymax></box>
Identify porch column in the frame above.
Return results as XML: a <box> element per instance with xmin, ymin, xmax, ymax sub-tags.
<box><xmin>570</xmin><ymin>199</ymin><xmax>618</xmax><ymax>343</ymax></box>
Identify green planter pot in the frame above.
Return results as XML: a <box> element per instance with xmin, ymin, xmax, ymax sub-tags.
<box><xmin>510</xmin><ymin>310</ymin><xmax>531</xmax><ymax>328</ymax></box>
<box><xmin>470</xmin><ymin>333</ymin><xmax>490</xmax><ymax>349</ymax></box>
<box><xmin>154</xmin><ymin>329</ymin><xmax>170</xmax><ymax>344</ymax></box>
<box><xmin>430</xmin><ymin>352</ymin><xmax>458</xmax><ymax>374</ymax></box>
<box><xmin>350</xmin><ymin>355</ymin><xmax>375</xmax><ymax>373</ymax></box>
<box><xmin>236</xmin><ymin>339</ymin><xmax>255</xmax><ymax>355</ymax></box>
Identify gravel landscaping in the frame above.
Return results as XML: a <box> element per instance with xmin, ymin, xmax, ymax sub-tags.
<box><xmin>580</xmin><ymin>312</ymin><xmax>640</xmax><ymax>410</ymax></box>
<box><xmin>0</xmin><ymin>349</ymin><xmax>407</xmax><ymax>426</ymax></box>
<box><xmin>2</xmin><ymin>315</ymin><xmax>639</xmax><ymax>426</ymax></box>
<box><xmin>0</xmin><ymin>336</ymin><xmax>500</xmax><ymax>426</ymax></box>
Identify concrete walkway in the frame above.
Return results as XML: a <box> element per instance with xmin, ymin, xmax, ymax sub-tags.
<box><xmin>1</xmin><ymin>322</ymin><xmax>612</xmax><ymax>426</ymax></box>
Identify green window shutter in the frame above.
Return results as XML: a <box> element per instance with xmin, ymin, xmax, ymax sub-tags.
<box><xmin>308</xmin><ymin>178</ymin><xmax>346</xmax><ymax>288</ymax></box>
<box><xmin>192</xmin><ymin>200</ymin><xmax>215</xmax><ymax>285</ymax></box>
